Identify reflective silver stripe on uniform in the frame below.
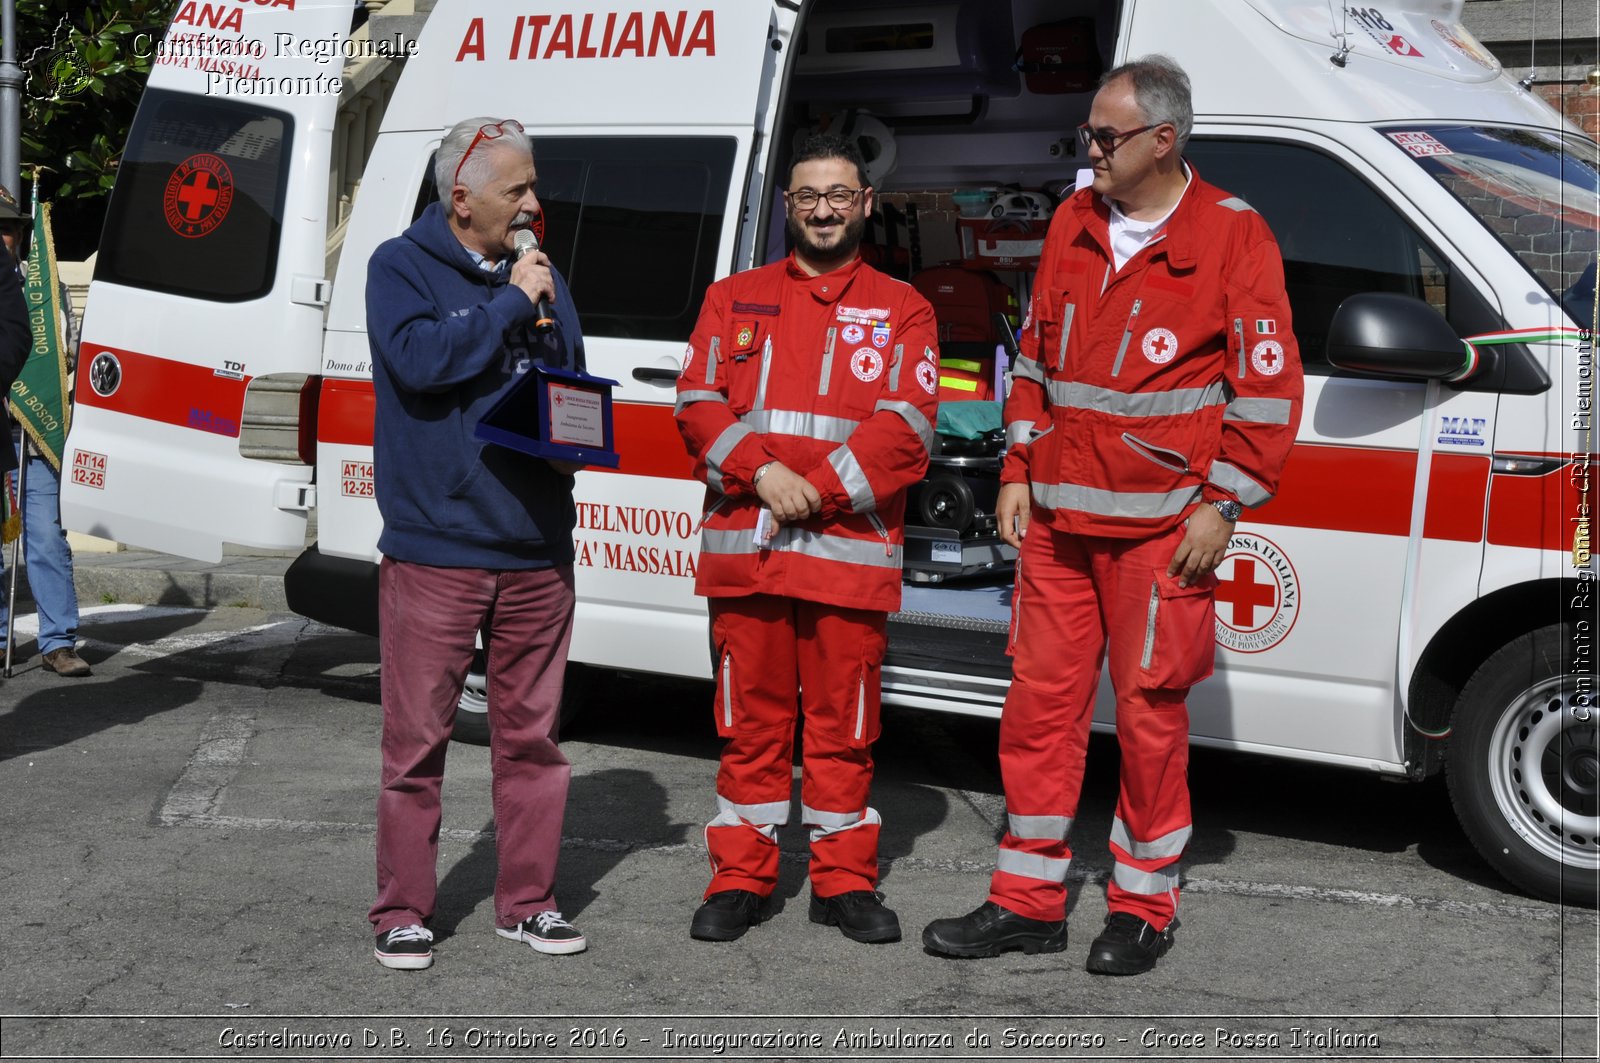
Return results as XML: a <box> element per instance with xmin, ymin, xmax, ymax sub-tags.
<box><xmin>801</xmin><ymin>805</ymin><xmax>863</xmax><ymax>829</ymax></box>
<box><xmin>1057</xmin><ymin>303</ymin><xmax>1074</xmax><ymax>370</ymax></box>
<box><xmin>855</xmin><ymin>676</ymin><xmax>865</xmax><ymax>740</ymax></box>
<box><xmin>828</xmin><ymin>445</ymin><xmax>876</xmax><ymax>514</ymax></box>
<box><xmin>704</xmin><ymin>421</ymin><xmax>755</xmax><ymax>493</ymax></box>
<box><xmin>1110</xmin><ymin>817</ymin><xmax>1192</xmax><ymax>861</ymax></box>
<box><xmin>674</xmin><ymin>390</ymin><xmax>727</xmax><ymax>415</ymax></box>
<box><xmin>1217</xmin><ymin>196</ymin><xmax>1255</xmax><ymax>213</ymax></box>
<box><xmin>1005</xmin><ymin>420</ymin><xmax>1036</xmax><ymax>449</ymax></box>
<box><xmin>708</xmin><ymin>807</ymin><xmax>778</xmax><ymax>841</ymax></box>
<box><xmin>705</xmin><ymin>335</ymin><xmax>720</xmax><ymax>385</ymax></box>
<box><xmin>755</xmin><ymin>335</ymin><xmax>774</xmax><ymax>409</ymax></box>
<box><xmin>874</xmin><ymin>398</ymin><xmax>935</xmax><ymax>450</ymax></box>
<box><xmin>889</xmin><ymin>343</ymin><xmax>904</xmax><ymax>392</ymax></box>
<box><xmin>701</xmin><ymin>526</ymin><xmax>903</xmax><ymax>568</ymax></box>
<box><xmin>1223</xmin><ymin>397</ymin><xmax>1295</xmax><ymax>425</ymax></box>
<box><xmin>806</xmin><ymin>806</ymin><xmax>880</xmax><ymax>843</ymax></box>
<box><xmin>819</xmin><ymin>327</ymin><xmax>837</xmax><ymax>397</ymax></box>
<box><xmin>718</xmin><ymin>793</ymin><xmax>791</xmax><ymax>825</ymax></box>
<box><xmin>995</xmin><ymin>847</ymin><xmax>1071</xmax><ymax>883</ymax></box>
<box><xmin>1008</xmin><ymin>814</ymin><xmax>1072</xmax><ymax>840</ymax></box>
<box><xmin>1209</xmin><ymin>460</ymin><xmax>1272</xmax><ymax>506</ymax></box>
<box><xmin>1012</xmin><ymin>353</ymin><xmax>1046</xmax><ymax>385</ymax></box>
<box><xmin>741</xmin><ymin>408</ymin><xmax>858</xmax><ymax>443</ymax></box>
<box><xmin>1045</xmin><ymin>379</ymin><xmax>1228</xmax><ymax>418</ymax></box>
<box><xmin>1031</xmin><ymin>480</ymin><xmax>1201</xmax><ymax>519</ymax></box>
<box><xmin>1112</xmin><ymin>861</ymin><xmax>1180</xmax><ymax>895</ymax></box>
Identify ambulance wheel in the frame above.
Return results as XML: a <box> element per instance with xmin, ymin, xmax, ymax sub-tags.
<box><xmin>918</xmin><ymin>473</ymin><xmax>976</xmax><ymax>531</ymax></box>
<box><xmin>1447</xmin><ymin>624</ymin><xmax>1599</xmax><ymax>906</ymax></box>
<box><xmin>452</xmin><ymin>658</ymin><xmax>592</xmax><ymax>746</ymax></box>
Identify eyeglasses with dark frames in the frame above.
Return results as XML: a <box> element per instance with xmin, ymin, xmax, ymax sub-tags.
<box><xmin>1076</xmin><ymin>123</ymin><xmax>1163</xmax><ymax>156</ymax></box>
<box><xmin>453</xmin><ymin>119</ymin><xmax>526</xmax><ymax>188</ymax></box>
<box><xmin>786</xmin><ymin>187</ymin><xmax>866</xmax><ymax>212</ymax></box>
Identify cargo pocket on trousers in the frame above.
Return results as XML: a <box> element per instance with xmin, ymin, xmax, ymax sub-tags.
<box><xmin>846</xmin><ymin>631</ymin><xmax>886</xmax><ymax>748</ymax></box>
<box><xmin>1137</xmin><ymin>570</ymin><xmax>1218</xmax><ymax>690</ymax></box>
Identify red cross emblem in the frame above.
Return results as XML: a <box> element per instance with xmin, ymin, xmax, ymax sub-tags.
<box><xmin>1215</xmin><ymin>557</ymin><xmax>1277</xmax><ymax>629</ymax></box>
<box><xmin>1142</xmin><ymin>327</ymin><xmax>1178</xmax><ymax>364</ymax></box>
<box><xmin>163</xmin><ymin>154</ymin><xmax>235</xmax><ymax>239</ymax></box>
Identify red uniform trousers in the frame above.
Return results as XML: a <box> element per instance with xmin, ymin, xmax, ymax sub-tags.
<box><xmin>704</xmin><ymin>594</ymin><xmax>886</xmax><ymax>899</ymax></box>
<box><xmin>989</xmin><ymin>518</ymin><xmax>1214</xmax><ymax>930</ymax></box>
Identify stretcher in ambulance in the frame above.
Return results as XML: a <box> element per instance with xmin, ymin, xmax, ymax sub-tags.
<box><xmin>61</xmin><ymin>0</ymin><xmax>1597</xmax><ymax>906</ymax></box>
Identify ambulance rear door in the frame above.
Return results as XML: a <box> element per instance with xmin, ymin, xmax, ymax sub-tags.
<box><xmin>61</xmin><ymin>0</ymin><xmax>352</xmax><ymax>562</ymax></box>
<box><xmin>357</xmin><ymin>2</ymin><xmax>801</xmax><ymax>678</ymax></box>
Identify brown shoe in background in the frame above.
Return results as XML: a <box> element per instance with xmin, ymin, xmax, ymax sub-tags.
<box><xmin>42</xmin><ymin>648</ymin><xmax>92</xmax><ymax>677</ymax></box>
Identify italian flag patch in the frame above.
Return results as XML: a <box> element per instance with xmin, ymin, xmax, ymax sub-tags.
<box><xmin>1255</xmin><ymin>319</ymin><xmax>1277</xmax><ymax>335</ymax></box>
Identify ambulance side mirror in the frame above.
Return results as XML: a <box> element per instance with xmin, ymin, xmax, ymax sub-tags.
<box><xmin>1327</xmin><ymin>292</ymin><xmax>1487</xmax><ymax>383</ymax></box>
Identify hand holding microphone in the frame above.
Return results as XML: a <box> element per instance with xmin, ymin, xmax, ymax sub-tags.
<box><xmin>511</xmin><ymin>228</ymin><xmax>557</xmax><ymax>334</ymax></box>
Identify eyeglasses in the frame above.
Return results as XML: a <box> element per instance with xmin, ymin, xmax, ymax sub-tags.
<box><xmin>786</xmin><ymin>187</ymin><xmax>865</xmax><ymax>212</ymax></box>
<box><xmin>453</xmin><ymin>119</ymin><xmax>525</xmax><ymax>188</ymax></box>
<box><xmin>1076</xmin><ymin>123</ymin><xmax>1162</xmax><ymax>156</ymax></box>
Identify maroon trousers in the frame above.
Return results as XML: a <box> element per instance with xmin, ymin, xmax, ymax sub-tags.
<box><xmin>369</xmin><ymin>557</ymin><xmax>575</xmax><ymax>935</ymax></box>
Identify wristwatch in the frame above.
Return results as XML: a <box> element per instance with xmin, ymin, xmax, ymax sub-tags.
<box><xmin>1211</xmin><ymin>499</ymin><xmax>1243</xmax><ymax>522</ymax></box>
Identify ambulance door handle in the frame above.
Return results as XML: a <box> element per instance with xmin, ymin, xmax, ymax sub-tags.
<box><xmin>633</xmin><ymin>367</ymin><xmax>681</xmax><ymax>386</ymax></box>
<box><xmin>274</xmin><ymin>481</ymin><xmax>316</xmax><ymax>511</ymax></box>
<box><xmin>291</xmin><ymin>275</ymin><xmax>331</xmax><ymax>308</ymax></box>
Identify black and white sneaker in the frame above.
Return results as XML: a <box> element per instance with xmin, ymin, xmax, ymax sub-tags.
<box><xmin>496</xmin><ymin>910</ymin><xmax>587</xmax><ymax>955</ymax></box>
<box><xmin>374</xmin><ymin>924</ymin><xmax>434</xmax><ymax>970</ymax></box>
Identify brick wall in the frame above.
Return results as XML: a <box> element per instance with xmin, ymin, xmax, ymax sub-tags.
<box><xmin>1537</xmin><ymin>82</ymin><xmax>1600</xmax><ymax>136</ymax></box>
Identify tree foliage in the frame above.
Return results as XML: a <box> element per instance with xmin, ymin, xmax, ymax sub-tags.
<box><xmin>10</xmin><ymin>1</ymin><xmax>174</xmax><ymax>257</ymax></box>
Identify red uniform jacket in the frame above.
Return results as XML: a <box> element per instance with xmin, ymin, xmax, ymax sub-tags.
<box><xmin>676</xmin><ymin>255</ymin><xmax>940</xmax><ymax>612</ymax></box>
<box><xmin>1004</xmin><ymin>167</ymin><xmax>1304</xmax><ymax>537</ymax></box>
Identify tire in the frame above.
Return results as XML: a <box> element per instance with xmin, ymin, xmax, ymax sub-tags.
<box><xmin>918</xmin><ymin>472</ymin><xmax>977</xmax><ymax>531</ymax></box>
<box><xmin>451</xmin><ymin>656</ymin><xmax>594</xmax><ymax>746</ymax></box>
<box><xmin>1446</xmin><ymin>624</ymin><xmax>1599</xmax><ymax>906</ymax></box>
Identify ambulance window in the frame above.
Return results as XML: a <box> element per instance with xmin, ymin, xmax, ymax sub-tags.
<box><xmin>413</xmin><ymin>137</ymin><xmax>736</xmax><ymax>342</ymax></box>
<box><xmin>1184</xmin><ymin>140</ymin><xmax>1451</xmax><ymax>372</ymax></box>
<box><xmin>95</xmin><ymin>90</ymin><xmax>289</xmax><ymax>302</ymax></box>
<box><xmin>537</xmin><ymin>137</ymin><xmax>737</xmax><ymax>341</ymax></box>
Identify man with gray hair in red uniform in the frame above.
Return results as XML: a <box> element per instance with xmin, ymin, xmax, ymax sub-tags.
<box><xmin>923</xmin><ymin>55</ymin><xmax>1303</xmax><ymax>975</ymax></box>
<box><xmin>675</xmin><ymin>133</ymin><xmax>940</xmax><ymax>945</ymax></box>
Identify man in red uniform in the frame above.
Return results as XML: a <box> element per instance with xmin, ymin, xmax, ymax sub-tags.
<box><xmin>675</xmin><ymin>134</ymin><xmax>939</xmax><ymax>945</ymax></box>
<box><xmin>923</xmin><ymin>56</ymin><xmax>1303</xmax><ymax>974</ymax></box>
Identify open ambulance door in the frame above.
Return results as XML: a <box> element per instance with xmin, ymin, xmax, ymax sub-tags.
<box><xmin>61</xmin><ymin>0</ymin><xmax>353</xmax><ymax>562</ymax></box>
<box><xmin>369</xmin><ymin>1</ymin><xmax>802</xmax><ymax>678</ymax></box>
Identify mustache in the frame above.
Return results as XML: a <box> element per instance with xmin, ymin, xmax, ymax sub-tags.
<box><xmin>511</xmin><ymin>214</ymin><xmax>535</xmax><ymax>228</ymax></box>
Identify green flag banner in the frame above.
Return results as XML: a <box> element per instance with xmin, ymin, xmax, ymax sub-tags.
<box><xmin>10</xmin><ymin>182</ymin><xmax>71</xmax><ymax>473</ymax></box>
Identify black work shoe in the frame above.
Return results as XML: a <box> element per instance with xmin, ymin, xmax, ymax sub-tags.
<box><xmin>808</xmin><ymin>890</ymin><xmax>901</xmax><ymax>944</ymax></box>
<box><xmin>921</xmin><ymin>901</ymin><xmax>1068</xmax><ymax>958</ymax></box>
<box><xmin>690</xmin><ymin>890</ymin><xmax>767</xmax><ymax>941</ymax></box>
<box><xmin>1084</xmin><ymin>912</ymin><xmax>1178</xmax><ymax>975</ymax></box>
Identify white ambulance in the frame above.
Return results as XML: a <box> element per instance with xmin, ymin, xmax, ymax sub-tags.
<box><xmin>61</xmin><ymin>0</ymin><xmax>1596</xmax><ymax>905</ymax></box>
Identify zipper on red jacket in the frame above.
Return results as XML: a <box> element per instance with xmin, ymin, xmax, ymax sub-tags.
<box><xmin>1057</xmin><ymin>303</ymin><xmax>1075</xmax><ymax>371</ymax></box>
<box><xmin>1111</xmin><ymin>299</ymin><xmax>1142</xmax><ymax>377</ymax></box>
<box><xmin>867</xmin><ymin>513</ymin><xmax>893</xmax><ymax>557</ymax></box>
<box><xmin>1233</xmin><ymin>317</ymin><xmax>1247</xmax><ymax>379</ymax></box>
<box><xmin>819</xmin><ymin>327</ymin><xmax>837</xmax><ymax>396</ymax></box>
<box><xmin>755</xmin><ymin>335</ymin><xmax>774</xmax><ymax>409</ymax></box>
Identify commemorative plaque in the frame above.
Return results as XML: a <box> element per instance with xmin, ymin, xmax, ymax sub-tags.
<box><xmin>475</xmin><ymin>363</ymin><xmax>621</xmax><ymax>469</ymax></box>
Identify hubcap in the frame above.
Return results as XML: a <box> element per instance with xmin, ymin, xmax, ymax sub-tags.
<box><xmin>1486</xmin><ymin>675</ymin><xmax>1600</xmax><ymax>869</ymax></box>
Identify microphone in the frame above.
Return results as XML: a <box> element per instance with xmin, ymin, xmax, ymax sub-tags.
<box><xmin>512</xmin><ymin>228</ymin><xmax>556</xmax><ymax>334</ymax></box>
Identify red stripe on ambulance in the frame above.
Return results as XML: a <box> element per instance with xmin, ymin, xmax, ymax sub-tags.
<box><xmin>74</xmin><ymin>343</ymin><xmax>250</xmax><ymax>438</ymax></box>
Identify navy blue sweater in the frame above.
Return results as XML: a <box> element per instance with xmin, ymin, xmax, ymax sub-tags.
<box><xmin>366</xmin><ymin>202</ymin><xmax>585</xmax><ymax>568</ymax></box>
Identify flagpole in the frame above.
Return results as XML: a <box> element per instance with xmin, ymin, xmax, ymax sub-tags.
<box><xmin>0</xmin><ymin>0</ymin><xmax>20</xmax><ymax>195</ymax></box>
<box><xmin>2</xmin><ymin>434</ymin><xmax>24</xmax><ymax>678</ymax></box>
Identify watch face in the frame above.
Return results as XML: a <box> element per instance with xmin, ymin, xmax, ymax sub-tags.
<box><xmin>1214</xmin><ymin>500</ymin><xmax>1242</xmax><ymax>521</ymax></box>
